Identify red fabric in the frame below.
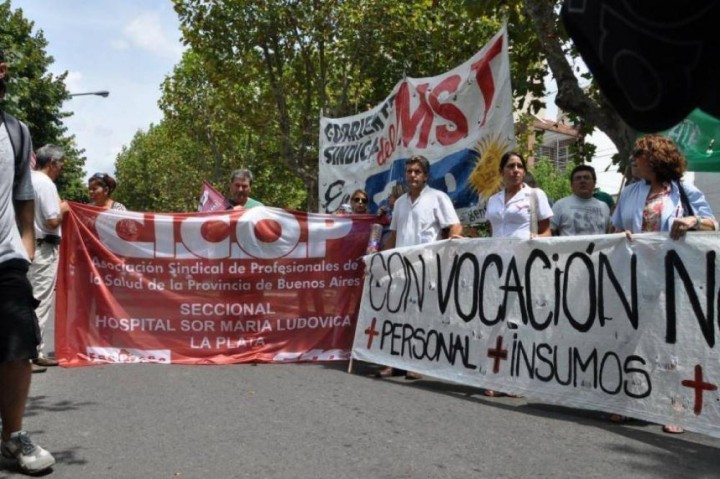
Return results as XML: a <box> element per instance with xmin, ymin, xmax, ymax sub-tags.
<box><xmin>198</xmin><ymin>180</ymin><xmax>230</xmax><ymax>211</ymax></box>
<box><xmin>376</xmin><ymin>211</ymin><xmax>391</xmax><ymax>226</ymax></box>
<box><xmin>56</xmin><ymin>203</ymin><xmax>372</xmax><ymax>366</ymax></box>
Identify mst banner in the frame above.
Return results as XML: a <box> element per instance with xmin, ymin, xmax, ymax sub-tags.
<box><xmin>318</xmin><ymin>27</ymin><xmax>514</xmax><ymax>223</ymax></box>
<box><xmin>353</xmin><ymin>234</ymin><xmax>720</xmax><ymax>437</ymax></box>
<box><xmin>57</xmin><ymin>203</ymin><xmax>373</xmax><ymax>366</ymax></box>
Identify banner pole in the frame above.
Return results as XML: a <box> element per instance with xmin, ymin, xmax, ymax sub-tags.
<box><xmin>347</xmin><ymin>357</ymin><xmax>354</xmax><ymax>373</ymax></box>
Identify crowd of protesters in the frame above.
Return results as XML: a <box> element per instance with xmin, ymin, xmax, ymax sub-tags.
<box><xmin>3</xmin><ymin>36</ymin><xmax>717</xmax><ymax>473</ymax></box>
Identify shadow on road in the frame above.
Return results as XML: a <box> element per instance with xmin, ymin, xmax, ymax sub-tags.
<box><xmin>338</xmin><ymin>359</ymin><xmax>720</xmax><ymax>479</ymax></box>
<box><xmin>25</xmin><ymin>394</ymin><xmax>97</xmax><ymax>416</ymax></box>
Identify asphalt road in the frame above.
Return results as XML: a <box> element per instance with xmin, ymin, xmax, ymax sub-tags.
<box><xmin>2</xmin><ymin>333</ymin><xmax>720</xmax><ymax>478</ymax></box>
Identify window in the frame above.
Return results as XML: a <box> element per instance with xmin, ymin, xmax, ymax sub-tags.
<box><xmin>536</xmin><ymin>141</ymin><xmax>573</xmax><ymax>171</ymax></box>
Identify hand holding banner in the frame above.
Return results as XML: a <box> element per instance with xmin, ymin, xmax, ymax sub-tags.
<box><xmin>353</xmin><ymin>233</ymin><xmax>720</xmax><ymax>438</ymax></box>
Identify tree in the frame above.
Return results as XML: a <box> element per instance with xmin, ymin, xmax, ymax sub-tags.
<box><xmin>173</xmin><ymin>0</ymin><xmax>505</xmax><ymax>210</ymax></box>
<box><xmin>114</xmin><ymin>116</ymin><xmax>307</xmax><ymax>213</ymax></box>
<box><xmin>530</xmin><ymin>157</ymin><xmax>571</xmax><ymax>202</ymax></box>
<box><xmin>113</xmin><ymin>49</ymin><xmax>306</xmax><ymax>212</ymax></box>
<box><xmin>1</xmin><ymin>0</ymin><xmax>87</xmax><ymax>201</ymax></box>
<box><xmin>146</xmin><ymin>0</ymin><xmax>630</xmax><ymax>214</ymax></box>
<box><xmin>467</xmin><ymin>0</ymin><xmax>635</xmax><ymax>166</ymax></box>
<box><xmin>163</xmin><ymin>50</ymin><xmax>306</xmax><ymax>206</ymax></box>
<box><xmin>115</xmin><ymin>121</ymin><xmax>212</xmax><ymax>212</ymax></box>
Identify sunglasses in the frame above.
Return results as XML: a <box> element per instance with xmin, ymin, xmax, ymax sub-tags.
<box><xmin>352</xmin><ymin>197</ymin><xmax>368</xmax><ymax>204</ymax></box>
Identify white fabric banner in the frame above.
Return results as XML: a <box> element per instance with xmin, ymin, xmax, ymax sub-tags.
<box><xmin>352</xmin><ymin>233</ymin><xmax>720</xmax><ymax>438</ymax></box>
<box><xmin>318</xmin><ymin>27</ymin><xmax>514</xmax><ymax>222</ymax></box>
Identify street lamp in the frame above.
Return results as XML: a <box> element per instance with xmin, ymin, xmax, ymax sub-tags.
<box><xmin>69</xmin><ymin>90</ymin><xmax>110</xmax><ymax>98</ymax></box>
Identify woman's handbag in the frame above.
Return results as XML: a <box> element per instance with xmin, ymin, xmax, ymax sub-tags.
<box><xmin>677</xmin><ymin>181</ymin><xmax>694</xmax><ymax>217</ymax></box>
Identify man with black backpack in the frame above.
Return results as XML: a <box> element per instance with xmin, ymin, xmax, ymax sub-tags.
<box><xmin>0</xmin><ymin>48</ymin><xmax>56</xmax><ymax>474</ymax></box>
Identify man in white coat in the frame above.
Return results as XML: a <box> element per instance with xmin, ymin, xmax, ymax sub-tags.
<box><xmin>378</xmin><ymin>155</ymin><xmax>462</xmax><ymax>379</ymax></box>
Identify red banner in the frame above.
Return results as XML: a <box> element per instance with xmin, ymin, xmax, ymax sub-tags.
<box><xmin>56</xmin><ymin>203</ymin><xmax>373</xmax><ymax>366</ymax></box>
<box><xmin>198</xmin><ymin>180</ymin><xmax>230</xmax><ymax>212</ymax></box>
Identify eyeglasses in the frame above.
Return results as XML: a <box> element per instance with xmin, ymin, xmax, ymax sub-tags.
<box><xmin>89</xmin><ymin>172</ymin><xmax>113</xmax><ymax>190</ymax></box>
<box><xmin>352</xmin><ymin>197</ymin><xmax>368</xmax><ymax>204</ymax></box>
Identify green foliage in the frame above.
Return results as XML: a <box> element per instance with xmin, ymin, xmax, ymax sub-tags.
<box><xmin>170</xmin><ymin>0</ymin><xmax>518</xmax><ymax>210</ymax></box>
<box><xmin>513</xmin><ymin>114</ymin><xmax>537</xmax><ymax>157</ymax></box>
<box><xmin>54</xmin><ymin>136</ymin><xmax>87</xmax><ymax>202</ymax></box>
<box><xmin>117</xmin><ymin>0</ymin><xmax>624</xmax><ymax>212</ymax></box>
<box><xmin>115</xmin><ymin>122</ymin><xmax>212</xmax><ymax>212</ymax></box>
<box><xmin>465</xmin><ymin>0</ymin><xmax>634</xmax><ymax>166</ymax></box>
<box><xmin>114</xmin><ymin>49</ymin><xmax>306</xmax><ymax>212</ymax></box>
<box><xmin>530</xmin><ymin>157</ymin><xmax>571</xmax><ymax>202</ymax></box>
<box><xmin>1</xmin><ymin>0</ymin><xmax>86</xmax><ymax>200</ymax></box>
<box><xmin>114</xmin><ymin>118</ymin><xmax>307</xmax><ymax>212</ymax></box>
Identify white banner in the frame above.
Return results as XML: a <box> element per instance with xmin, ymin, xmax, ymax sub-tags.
<box><xmin>352</xmin><ymin>233</ymin><xmax>720</xmax><ymax>438</ymax></box>
<box><xmin>318</xmin><ymin>27</ymin><xmax>514</xmax><ymax>223</ymax></box>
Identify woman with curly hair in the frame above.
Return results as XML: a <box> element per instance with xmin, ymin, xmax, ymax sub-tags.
<box><xmin>611</xmin><ymin>134</ymin><xmax>718</xmax><ymax>433</ymax></box>
<box><xmin>613</xmin><ymin>135</ymin><xmax>717</xmax><ymax>238</ymax></box>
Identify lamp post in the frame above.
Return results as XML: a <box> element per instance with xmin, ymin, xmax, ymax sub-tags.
<box><xmin>69</xmin><ymin>90</ymin><xmax>110</xmax><ymax>98</ymax></box>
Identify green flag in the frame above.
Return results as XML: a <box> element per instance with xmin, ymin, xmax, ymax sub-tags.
<box><xmin>661</xmin><ymin>109</ymin><xmax>720</xmax><ymax>172</ymax></box>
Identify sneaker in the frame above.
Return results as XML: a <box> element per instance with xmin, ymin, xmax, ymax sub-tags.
<box><xmin>33</xmin><ymin>356</ymin><xmax>59</xmax><ymax>367</ymax></box>
<box><xmin>0</xmin><ymin>431</ymin><xmax>55</xmax><ymax>474</ymax></box>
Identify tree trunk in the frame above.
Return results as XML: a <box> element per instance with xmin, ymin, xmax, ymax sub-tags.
<box><xmin>523</xmin><ymin>0</ymin><xmax>636</xmax><ymax>168</ymax></box>
<box><xmin>305</xmin><ymin>176</ymin><xmax>319</xmax><ymax>212</ymax></box>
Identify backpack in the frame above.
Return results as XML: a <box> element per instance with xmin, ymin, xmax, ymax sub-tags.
<box><xmin>1</xmin><ymin>110</ymin><xmax>29</xmax><ymax>191</ymax></box>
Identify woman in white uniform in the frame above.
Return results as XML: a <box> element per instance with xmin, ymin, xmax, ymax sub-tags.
<box><xmin>484</xmin><ymin>151</ymin><xmax>553</xmax><ymax>397</ymax></box>
<box><xmin>486</xmin><ymin>151</ymin><xmax>553</xmax><ymax>239</ymax></box>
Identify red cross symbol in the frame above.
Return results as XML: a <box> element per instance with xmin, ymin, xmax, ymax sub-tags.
<box><xmin>681</xmin><ymin>364</ymin><xmax>717</xmax><ymax>416</ymax></box>
<box><xmin>487</xmin><ymin>336</ymin><xmax>508</xmax><ymax>374</ymax></box>
<box><xmin>364</xmin><ymin>318</ymin><xmax>380</xmax><ymax>349</ymax></box>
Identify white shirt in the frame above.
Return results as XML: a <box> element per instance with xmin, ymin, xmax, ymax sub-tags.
<box><xmin>486</xmin><ymin>184</ymin><xmax>553</xmax><ymax>239</ymax></box>
<box><xmin>31</xmin><ymin>170</ymin><xmax>62</xmax><ymax>238</ymax></box>
<box><xmin>390</xmin><ymin>185</ymin><xmax>459</xmax><ymax>248</ymax></box>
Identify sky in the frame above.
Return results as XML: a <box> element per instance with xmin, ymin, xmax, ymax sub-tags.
<box><xmin>11</xmin><ymin>0</ymin><xmax>185</xmax><ymax>180</ymax></box>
